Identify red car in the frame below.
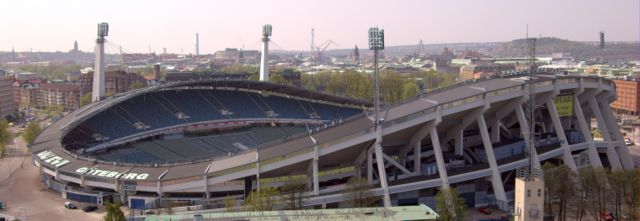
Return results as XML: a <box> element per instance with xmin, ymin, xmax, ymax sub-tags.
<box><xmin>477</xmin><ymin>207</ymin><xmax>492</xmax><ymax>215</ymax></box>
<box><xmin>600</xmin><ymin>212</ymin><xmax>616</xmax><ymax>221</ymax></box>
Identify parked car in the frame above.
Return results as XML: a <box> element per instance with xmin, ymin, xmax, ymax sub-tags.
<box><xmin>477</xmin><ymin>207</ymin><xmax>492</xmax><ymax>215</ymax></box>
<box><xmin>82</xmin><ymin>205</ymin><xmax>98</xmax><ymax>212</ymax></box>
<box><xmin>64</xmin><ymin>202</ymin><xmax>77</xmax><ymax>209</ymax></box>
<box><xmin>624</xmin><ymin>138</ymin><xmax>634</xmax><ymax>146</ymax></box>
<box><xmin>600</xmin><ymin>212</ymin><xmax>617</xmax><ymax>221</ymax></box>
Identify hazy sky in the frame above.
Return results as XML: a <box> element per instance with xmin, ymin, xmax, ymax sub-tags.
<box><xmin>1</xmin><ymin>0</ymin><xmax>638</xmax><ymax>53</ymax></box>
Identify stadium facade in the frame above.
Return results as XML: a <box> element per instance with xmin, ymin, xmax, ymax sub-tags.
<box><xmin>31</xmin><ymin>73</ymin><xmax>633</xmax><ymax>211</ymax></box>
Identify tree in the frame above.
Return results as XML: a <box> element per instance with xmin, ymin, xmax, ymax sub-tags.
<box><xmin>163</xmin><ymin>201</ymin><xmax>174</xmax><ymax>215</ymax></box>
<box><xmin>619</xmin><ymin>168</ymin><xmax>639</xmax><ymax>220</ymax></box>
<box><xmin>129</xmin><ymin>81</ymin><xmax>146</xmax><ymax>90</ymax></box>
<box><xmin>401</xmin><ymin>81</ymin><xmax>420</xmax><ymax>100</ymax></box>
<box><xmin>80</xmin><ymin>93</ymin><xmax>92</xmax><ymax>107</ymax></box>
<box><xmin>269</xmin><ymin>74</ymin><xmax>289</xmax><ymax>85</ymax></box>
<box><xmin>435</xmin><ymin>188</ymin><xmax>466</xmax><ymax>221</ymax></box>
<box><xmin>343</xmin><ymin>177</ymin><xmax>379</xmax><ymax>208</ymax></box>
<box><xmin>224</xmin><ymin>195</ymin><xmax>238</xmax><ymax>212</ymax></box>
<box><xmin>542</xmin><ymin>163</ymin><xmax>575</xmax><ymax>221</ymax></box>
<box><xmin>22</xmin><ymin>121</ymin><xmax>42</xmax><ymax>146</ymax></box>
<box><xmin>577</xmin><ymin>167</ymin><xmax>608</xmax><ymax>221</ymax></box>
<box><xmin>44</xmin><ymin>104</ymin><xmax>64</xmax><ymax>118</ymax></box>
<box><xmin>103</xmin><ymin>200</ymin><xmax>126</xmax><ymax>221</ymax></box>
<box><xmin>380</xmin><ymin>70</ymin><xmax>405</xmax><ymax>102</ymax></box>
<box><xmin>0</xmin><ymin>120</ymin><xmax>11</xmax><ymax>157</ymax></box>
<box><xmin>243</xmin><ymin>186</ymin><xmax>280</xmax><ymax>211</ymax></box>
<box><xmin>280</xmin><ymin>176</ymin><xmax>307</xmax><ymax>210</ymax></box>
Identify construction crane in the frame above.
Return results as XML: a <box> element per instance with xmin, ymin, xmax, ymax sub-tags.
<box><xmin>315</xmin><ymin>40</ymin><xmax>339</xmax><ymax>63</ymax></box>
<box><xmin>413</xmin><ymin>39</ymin><xmax>426</xmax><ymax>59</ymax></box>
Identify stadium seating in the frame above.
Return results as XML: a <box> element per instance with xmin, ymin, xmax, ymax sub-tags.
<box><xmin>76</xmin><ymin>89</ymin><xmax>361</xmax><ymax>145</ymax></box>
<box><xmin>95</xmin><ymin>126</ymin><xmax>308</xmax><ymax>164</ymax></box>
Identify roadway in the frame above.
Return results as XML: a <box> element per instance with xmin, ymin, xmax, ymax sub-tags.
<box><xmin>0</xmin><ymin>126</ymin><xmax>105</xmax><ymax>221</ymax></box>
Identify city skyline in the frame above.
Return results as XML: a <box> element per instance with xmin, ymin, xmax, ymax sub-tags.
<box><xmin>0</xmin><ymin>0</ymin><xmax>638</xmax><ymax>53</ymax></box>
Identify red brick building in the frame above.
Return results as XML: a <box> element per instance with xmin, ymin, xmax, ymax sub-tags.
<box><xmin>612</xmin><ymin>79</ymin><xmax>640</xmax><ymax>115</ymax></box>
<box><xmin>40</xmin><ymin>83</ymin><xmax>81</xmax><ymax>111</ymax></box>
<box><xmin>79</xmin><ymin>71</ymin><xmax>146</xmax><ymax>96</ymax></box>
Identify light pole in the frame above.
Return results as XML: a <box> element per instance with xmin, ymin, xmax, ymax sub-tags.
<box><xmin>18</xmin><ymin>207</ymin><xmax>26</xmax><ymax>221</ymax></box>
<box><xmin>368</xmin><ymin>27</ymin><xmax>391</xmax><ymax>208</ymax></box>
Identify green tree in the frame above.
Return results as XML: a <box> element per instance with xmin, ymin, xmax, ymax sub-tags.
<box><xmin>129</xmin><ymin>81</ymin><xmax>146</xmax><ymax>90</ymax></box>
<box><xmin>280</xmin><ymin>176</ymin><xmax>307</xmax><ymax>210</ymax></box>
<box><xmin>343</xmin><ymin>177</ymin><xmax>379</xmax><ymax>208</ymax></box>
<box><xmin>577</xmin><ymin>167</ymin><xmax>608</xmax><ymax>221</ymax></box>
<box><xmin>543</xmin><ymin>163</ymin><xmax>575</xmax><ymax>221</ymax></box>
<box><xmin>623</xmin><ymin>168</ymin><xmax>640</xmax><ymax>220</ymax></box>
<box><xmin>224</xmin><ymin>195</ymin><xmax>238</xmax><ymax>212</ymax></box>
<box><xmin>401</xmin><ymin>81</ymin><xmax>420</xmax><ymax>100</ymax></box>
<box><xmin>103</xmin><ymin>200</ymin><xmax>126</xmax><ymax>221</ymax></box>
<box><xmin>80</xmin><ymin>93</ymin><xmax>92</xmax><ymax>107</ymax></box>
<box><xmin>269</xmin><ymin>74</ymin><xmax>290</xmax><ymax>85</ymax></box>
<box><xmin>380</xmin><ymin>70</ymin><xmax>404</xmax><ymax>102</ymax></box>
<box><xmin>22</xmin><ymin>121</ymin><xmax>42</xmax><ymax>146</ymax></box>
<box><xmin>44</xmin><ymin>104</ymin><xmax>64</xmax><ymax>118</ymax></box>
<box><xmin>243</xmin><ymin>186</ymin><xmax>280</xmax><ymax>211</ymax></box>
<box><xmin>435</xmin><ymin>188</ymin><xmax>466</xmax><ymax>221</ymax></box>
<box><xmin>0</xmin><ymin>120</ymin><xmax>11</xmax><ymax>157</ymax></box>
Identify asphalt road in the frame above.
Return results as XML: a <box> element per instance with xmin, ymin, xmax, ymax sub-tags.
<box><xmin>0</xmin><ymin>128</ymin><xmax>105</xmax><ymax>221</ymax></box>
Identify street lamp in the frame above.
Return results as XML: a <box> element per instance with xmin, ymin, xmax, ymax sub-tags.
<box><xmin>368</xmin><ymin>26</ymin><xmax>391</xmax><ymax>208</ymax></box>
<box><xmin>18</xmin><ymin>207</ymin><xmax>26</xmax><ymax>221</ymax></box>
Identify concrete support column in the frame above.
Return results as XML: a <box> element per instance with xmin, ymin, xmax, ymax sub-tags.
<box><xmin>491</xmin><ymin>119</ymin><xmax>501</xmax><ymax>143</ymax></box>
<box><xmin>414</xmin><ymin>140</ymin><xmax>422</xmax><ymax>175</ymax></box>
<box><xmin>367</xmin><ymin>147</ymin><xmax>373</xmax><ymax>183</ymax></box>
<box><xmin>477</xmin><ymin>114</ymin><xmax>508</xmax><ymax>210</ymax></box>
<box><xmin>430</xmin><ymin>126</ymin><xmax>450</xmax><ymax>188</ymax></box>
<box><xmin>203</xmin><ymin>175</ymin><xmax>210</xmax><ymax>198</ymax></box>
<box><xmin>588</xmin><ymin>98</ymin><xmax>623</xmax><ymax>170</ymax></box>
<box><xmin>597</xmin><ymin>98</ymin><xmax>634</xmax><ymax>169</ymax></box>
<box><xmin>515</xmin><ymin>105</ymin><xmax>541</xmax><ymax>168</ymax></box>
<box><xmin>256</xmin><ymin>152</ymin><xmax>261</xmax><ymax>190</ymax></box>
<box><xmin>545</xmin><ymin>97</ymin><xmax>578</xmax><ymax>171</ymax></box>
<box><xmin>202</xmin><ymin>175</ymin><xmax>209</xmax><ymax>199</ymax></box>
<box><xmin>454</xmin><ymin>129</ymin><xmax>464</xmax><ymax>156</ymax></box>
<box><xmin>312</xmin><ymin>145</ymin><xmax>320</xmax><ymax>195</ymax></box>
<box><xmin>573</xmin><ymin>95</ymin><xmax>603</xmax><ymax>167</ymax></box>
<box><xmin>373</xmin><ymin>125</ymin><xmax>392</xmax><ymax>208</ymax></box>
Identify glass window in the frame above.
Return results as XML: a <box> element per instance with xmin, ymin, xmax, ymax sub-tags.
<box><xmin>538</xmin><ymin>189</ymin><xmax>542</xmax><ymax>197</ymax></box>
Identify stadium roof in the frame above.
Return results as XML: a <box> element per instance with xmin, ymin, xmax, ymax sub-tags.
<box><xmin>162</xmin><ymin>79</ymin><xmax>372</xmax><ymax>107</ymax></box>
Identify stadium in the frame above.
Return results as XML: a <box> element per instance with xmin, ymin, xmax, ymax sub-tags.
<box><xmin>31</xmin><ymin>73</ymin><xmax>633</xmax><ymax>211</ymax></box>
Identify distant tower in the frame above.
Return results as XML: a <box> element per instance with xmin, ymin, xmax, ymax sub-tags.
<box><xmin>195</xmin><ymin>33</ymin><xmax>200</xmax><ymax>55</ymax></box>
<box><xmin>259</xmin><ymin>24</ymin><xmax>272</xmax><ymax>81</ymax></box>
<box><xmin>73</xmin><ymin>41</ymin><xmax>79</xmax><ymax>52</ymax></box>
<box><xmin>92</xmin><ymin>22</ymin><xmax>108</xmax><ymax>102</ymax></box>
<box><xmin>599</xmin><ymin>31</ymin><xmax>605</xmax><ymax>49</ymax></box>
<box><xmin>353</xmin><ymin>45</ymin><xmax>360</xmax><ymax>65</ymax></box>
<box><xmin>310</xmin><ymin>28</ymin><xmax>315</xmax><ymax>60</ymax></box>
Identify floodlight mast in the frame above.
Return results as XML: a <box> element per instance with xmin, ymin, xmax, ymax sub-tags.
<box><xmin>368</xmin><ymin>27</ymin><xmax>391</xmax><ymax>208</ymax></box>
<box><xmin>259</xmin><ymin>24</ymin><xmax>272</xmax><ymax>81</ymax></box>
<box><xmin>92</xmin><ymin>22</ymin><xmax>108</xmax><ymax>102</ymax></box>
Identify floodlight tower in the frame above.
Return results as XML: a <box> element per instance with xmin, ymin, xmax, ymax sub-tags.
<box><xmin>259</xmin><ymin>24</ymin><xmax>272</xmax><ymax>81</ymax></box>
<box><xmin>513</xmin><ymin>37</ymin><xmax>544</xmax><ymax>221</ymax></box>
<box><xmin>368</xmin><ymin>27</ymin><xmax>391</xmax><ymax>208</ymax></box>
<box><xmin>92</xmin><ymin>22</ymin><xmax>108</xmax><ymax>102</ymax></box>
<box><xmin>195</xmin><ymin>33</ymin><xmax>200</xmax><ymax>55</ymax></box>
